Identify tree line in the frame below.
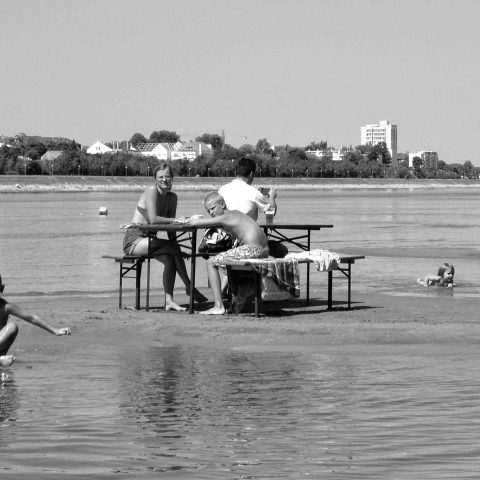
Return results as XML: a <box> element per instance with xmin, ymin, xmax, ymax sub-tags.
<box><xmin>0</xmin><ymin>131</ymin><xmax>478</xmax><ymax>179</ymax></box>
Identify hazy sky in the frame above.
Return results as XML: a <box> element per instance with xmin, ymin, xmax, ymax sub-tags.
<box><xmin>1</xmin><ymin>0</ymin><xmax>479</xmax><ymax>164</ymax></box>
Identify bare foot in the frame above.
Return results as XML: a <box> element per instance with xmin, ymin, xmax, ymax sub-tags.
<box><xmin>165</xmin><ymin>301</ymin><xmax>187</xmax><ymax>312</ymax></box>
<box><xmin>187</xmin><ymin>288</ymin><xmax>208</xmax><ymax>303</ymax></box>
<box><xmin>200</xmin><ymin>305</ymin><xmax>226</xmax><ymax>315</ymax></box>
<box><xmin>0</xmin><ymin>355</ymin><xmax>15</xmax><ymax>368</ymax></box>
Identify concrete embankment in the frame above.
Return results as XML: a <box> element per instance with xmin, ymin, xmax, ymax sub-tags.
<box><xmin>1</xmin><ymin>175</ymin><xmax>480</xmax><ymax>192</ymax></box>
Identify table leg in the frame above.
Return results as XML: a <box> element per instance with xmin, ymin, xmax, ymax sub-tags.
<box><xmin>347</xmin><ymin>262</ymin><xmax>352</xmax><ymax>309</ymax></box>
<box><xmin>119</xmin><ymin>262</ymin><xmax>123</xmax><ymax>309</ymax></box>
<box><xmin>328</xmin><ymin>270</ymin><xmax>333</xmax><ymax>309</ymax></box>
<box><xmin>146</xmin><ymin>236</ymin><xmax>151</xmax><ymax>311</ymax></box>
<box><xmin>306</xmin><ymin>229</ymin><xmax>311</xmax><ymax>306</ymax></box>
<box><xmin>254</xmin><ymin>272</ymin><xmax>260</xmax><ymax>318</ymax></box>
<box><xmin>135</xmin><ymin>260</ymin><xmax>142</xmax><ymax>310</ymax></box>
<box><xmin>188</xmin><ymin>230</ymin><xmax>197</xmax><ymax>314</ymax></box>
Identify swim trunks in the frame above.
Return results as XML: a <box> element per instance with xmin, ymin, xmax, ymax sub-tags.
<box><xmin>214</xmin><ymin>244</ymin><xmax>269</xmax><ymax>267</ymax></box>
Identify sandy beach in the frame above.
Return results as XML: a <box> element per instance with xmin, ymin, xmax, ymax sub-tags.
<box><xmin>14</xmin><ymin>289</ymin><xmax>480</xmax><ymax>352</ymax></box>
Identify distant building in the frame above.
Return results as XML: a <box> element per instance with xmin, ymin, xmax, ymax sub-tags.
<box><xmin>408</xmin><ymin>151</ymin><xmax>438</xmax><ymax>169</ymax></box>
<box><xmin>41</xmin><ymin>151</ymin><xmax>63</xmax><ymax>162</ymax></box>
<box><xmin>306</xmin><ymin>149</ymin><xmax>328</xmax><ymax>159</ymax></box>
<box><xmin>134</xmin><ymin>141</ymin><xmax>214</xmax><ymax>162</ymax></box>
<box><xmin>135</xmin><ymin>143</ymin><xmax>170</xmax><ymax>160</ymax></box>
<box><xmin>0</xmin><ymin>137</ymin><xmax>13</xmax><ymax>148</ymax></box>
<box><xmin>331</xmin><ymin>146</ymin><xmax>351</xmax><ymax>161</ymax></box>
<box><xmin>306</xmin><ymin>146</ymin><xmax>352</xmax><ymax>161</ymax></box>
<box><xmin>86</xmin><ymin>141</ymin><xmax>113</xmax><ymax>155</ymax></box>
<box><xmin>175</xmin><ymin>140</ymin><xmax>214</xmax><ymax>161</ymax></box>
<box><xmin>396</xmin><ymin>152</ymin><xmax>409</xmax><ymax>167</ymax></box>
<box><xmin>361</xmin><ymin>120</ymin><xmax>397</xmax><ymax>165</ymax></box>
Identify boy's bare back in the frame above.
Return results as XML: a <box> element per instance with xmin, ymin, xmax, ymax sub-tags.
<box><xmin>211</xmin><ymin>210</ymin><xmax>267</xmax><ymax>248</ymax></box>
<box><xmin>190</xmin><ymin>193</ymin><xmax>268</xmax><ymax>250</ymax></box>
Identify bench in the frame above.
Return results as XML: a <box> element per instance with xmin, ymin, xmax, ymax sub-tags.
<box><xmin>221</xmin><ymin>254</ymin><xmax>365</xmax><ymax>317</ymax></box>
<box><xmin>102</xmin><ymin>254</ymin><xmax>150</xmax><ymax>309</ymax></box>
<box><xmin>103</xmin><ymin>251</ymin><xmax>193</xmax><ymax>311</ymax></box>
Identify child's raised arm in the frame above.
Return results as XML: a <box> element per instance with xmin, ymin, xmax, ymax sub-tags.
<box><xmin>6</xmin><ymin>303</ymin><xmax>71</xmax><ymax>336</ymax></box>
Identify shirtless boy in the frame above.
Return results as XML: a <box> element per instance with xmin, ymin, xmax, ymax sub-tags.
<box><xmin>188</xmin><ymin>192</ymin><xmax>269</xmax><ymax>315</ymax></box>
<box><xmin>0</xmin><ymin>275</ymin><xmax>71</xmax><ymax>367</ymax></box>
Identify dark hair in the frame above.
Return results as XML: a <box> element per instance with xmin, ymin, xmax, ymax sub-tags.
<box><xmin>153</xmin><ymin>163</ymin><xmax>174</xmax><ymax>178</ymax></box>
<box><xmin>235</xmin><ymin>157</ymin><xmax>256</xmax><ymax>177</ymax></box>
<box><xmin>0</xmin><ymin>274</ymin><xmax>4</xmax><ymax>293</ymax></box>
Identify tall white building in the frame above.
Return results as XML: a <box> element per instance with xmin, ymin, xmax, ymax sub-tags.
<box><xmin>361</xmin><ymin>120</ymin><xmax>397</xmax><ymax>164</ymax></box>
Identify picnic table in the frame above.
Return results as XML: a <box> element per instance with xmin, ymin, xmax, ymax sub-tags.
<box><xmin>105</xmin><ymin>222</ymin><xmax>362</xmax><ymax>315</ymax></box>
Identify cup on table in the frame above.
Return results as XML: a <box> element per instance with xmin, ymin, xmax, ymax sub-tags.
<box><xmin>265</xmin><ymin>209</ymin><xmax>275</xmax><ymax>224</ymax></box>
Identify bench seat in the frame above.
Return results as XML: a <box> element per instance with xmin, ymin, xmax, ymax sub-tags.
<box><xmin>221</xmin><ymin>254</ymin><xmax>365</xmax><ymax>317</ymax></box>
<box><xmin>102</xmin><ymin>254</ymin><xmax>152</xmax><ymax>309</ymax></box>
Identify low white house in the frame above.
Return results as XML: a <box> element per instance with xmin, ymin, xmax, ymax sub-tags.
<box><xmin>86</xmin><ymin>141</ymin><xmax>113</xmax><ymax>155</ymax></box>
<box><xmin>135</xmin><ymin>141</ymin><xmax>214</xmax><ymax>161</ymax></box>
<box><xmin>135</xmin><ymin>143</ymin><xmax>170</xmax><ymax>161</ymax></box>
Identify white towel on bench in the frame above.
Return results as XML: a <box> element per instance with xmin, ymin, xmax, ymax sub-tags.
<box><xmin>285</xmin><ymin>249</ymin><xmax>340</xmax><ymax>271</ymax></box>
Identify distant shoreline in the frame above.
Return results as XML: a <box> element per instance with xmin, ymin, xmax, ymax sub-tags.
<box><xmin>1</xmin><ymin>175</ymin><xmax>480</xmax><ymax>193</ymax></box>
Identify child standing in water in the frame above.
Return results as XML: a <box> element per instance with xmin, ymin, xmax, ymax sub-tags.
<box><xmin>0</xmin><ymin>275</ymin><xmax>71</xmax><ymax>367</ymax></box>
<box><xmin>417</xmin><ymin>263</ymin><xmax>455</xmax><ymax>288</ymax></box>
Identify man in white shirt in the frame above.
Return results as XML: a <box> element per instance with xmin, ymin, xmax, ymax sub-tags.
<box><xmin>218</xmin><ymin>157</ymin><xmax>277</xmax><ymax>221</ymax></box>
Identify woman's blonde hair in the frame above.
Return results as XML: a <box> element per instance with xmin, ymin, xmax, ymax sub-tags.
<box><xmin>153</xmin><ymin>163</ymin><xmax>173</xmax><ymax>178</ymax></box>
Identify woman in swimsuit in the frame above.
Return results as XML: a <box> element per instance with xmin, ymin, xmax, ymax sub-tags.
<box><xmin>123</xmin><ymin>163</ymin><xmax>207</xmax><ymax>311</ymax></box>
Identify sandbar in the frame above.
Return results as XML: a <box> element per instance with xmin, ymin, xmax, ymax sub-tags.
<box><xmin>13</xmin><ymin>290</ymin><xmax>480</xmax><ymax>353</ymax></box>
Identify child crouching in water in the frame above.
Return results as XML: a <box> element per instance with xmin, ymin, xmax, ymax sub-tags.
<box><xmin>417</xmin><ymin>262</ymin><xmax>455</xmax><ymax>288</ymax></box>
<box><xmin>0</xmin><ymin>275</ymin><xmax>71</xmax><ymax>367</ymax></box>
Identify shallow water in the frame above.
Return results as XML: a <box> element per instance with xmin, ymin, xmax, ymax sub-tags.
<box><xmin>2</xmin><ymin>338</ymin><xmax>480</xmax><ymax>478</ymax></box>
<box><xmin>1</xmin><ymin>188</ymin><xmax>479</xmax><ymax>299</ymax></box>
<box><xmin>1</xmin><ymin>187</ymin><xmax>480</xmax><ymax>478</ymax></box>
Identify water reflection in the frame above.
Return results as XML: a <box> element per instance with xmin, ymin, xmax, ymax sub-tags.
<box><xmin>116</xmin><ymin>345</ymin><xmax>364</xmax><ymax>476</ymax></box>
<box><xmin>0</xmin><ymin>372</ymin><xmax>18</xmax><ymax>447</ymax></box>
<box><xmin>0</xmin><ymin>342</ymin><xmax>479</xmax><ymax>477</ymax></box>
<box><xmin>113</xmin><ymin>344</ymin><xmax>480</xmax><ymax>478</ymax></box>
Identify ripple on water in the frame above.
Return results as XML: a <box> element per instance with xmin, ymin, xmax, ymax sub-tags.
<box><xmin>2</xmin><ymin>343</ymin><xmax>480</xmax><ymax>478</ymax></box>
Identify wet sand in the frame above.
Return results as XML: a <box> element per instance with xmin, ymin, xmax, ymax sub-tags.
<box><xmin>13</xmin><ymin>290</ymin><xmax>480</xmax><ymax>353</ymax></box>
<box><xmin>5</xmin><ymin>289</ymin><xmax>479</xmax><ymax>479</ymax></box>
